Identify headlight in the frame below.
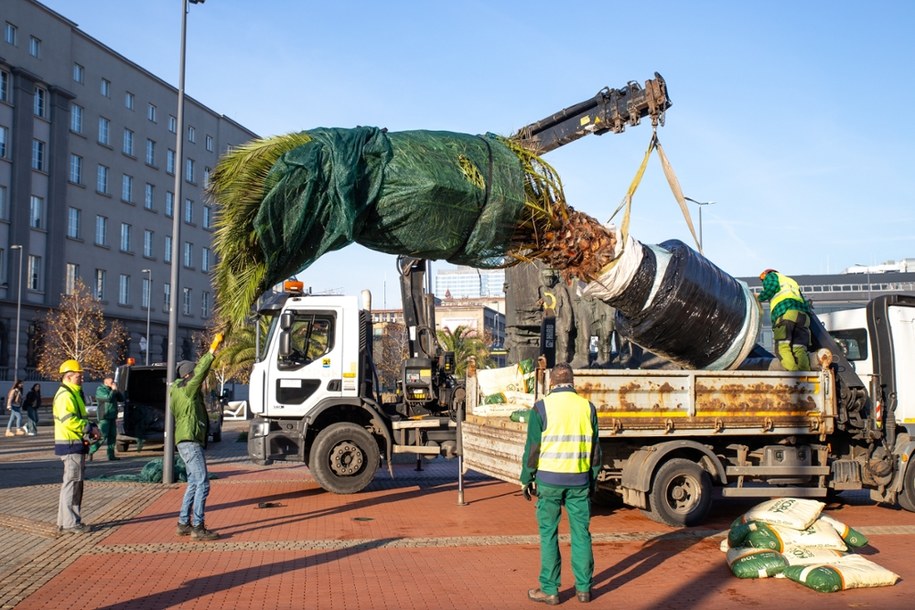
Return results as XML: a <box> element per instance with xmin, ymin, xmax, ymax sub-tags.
<box><xmin>251</xmin><ymin>421</ymin><xmax>271</xmax><ymax>437</ymax></box>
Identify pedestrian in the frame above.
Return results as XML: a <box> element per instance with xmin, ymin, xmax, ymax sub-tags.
<box><xmin>22</xmin><ymin>383</ymin><xmax>42</xmax><ymax>436</ymax></box>
<box><xmin>521</xmin><ymin>362</ymin><xmax>601</xmax><ymax>605</ymax></box>
<box><xmin>95</xmin><ymin>377</ymin><xmax>122</xmax><ymax>460</ymax></box>
<box><xmin>174</xmin><ymin>332</ymin><xmax>224</xmax><ymax>541</ymax></box>
<box><xmin>54</xmin><ymin>359</ymin><xmax>100</xmax><ymax>534</ymax></box>
<box><xmin>757</xmin><ymin>269</ymin><xmax>812</xmax><ymax>371</ymax></box>
<box><xmin>5</xmin><ymin>379</ymin><xmax>26</xmax><ymax>437</ymax></box>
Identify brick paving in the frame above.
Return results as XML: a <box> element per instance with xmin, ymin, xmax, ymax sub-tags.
<box><xmin>1</xmin><ymin>419</ymin><xmax>913</xmax><ymax>609</ymax></box>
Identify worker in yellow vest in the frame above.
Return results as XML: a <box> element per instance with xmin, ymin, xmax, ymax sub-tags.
<box><xmin>757</xmin><ymin>269</ymin><xmax>812</xmax><ymax>371</ymax></box>
<box><xmin>521</xmin><ymin>362</ymin><xmax>602</xmax><ymax>605</ymax></box>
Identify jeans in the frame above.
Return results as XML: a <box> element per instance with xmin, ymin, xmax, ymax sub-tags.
<box><xmin>58</xmin><ymin>453</ymin><xmax>86</xmax><ymax>529</ymax></box>
<box><xmin>25</xmin><ymin>407</ymin><xmax>39</xmax><ymax>434</ymax></box>
<box><xmin>177</xmin><ymin>441</ymin><xmax>210</xmax><ymax>527</ymax></box>
<box><xmin>6</xmin><ymin>407</ymin><xmax>23</xmax><ymax>431</ymax></box>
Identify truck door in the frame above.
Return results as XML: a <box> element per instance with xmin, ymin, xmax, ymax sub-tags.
<box><xmin>265</xmin><ymin>308</ymin><xmax>343</xmax><ymax>417</ymax></box>
<box><xmin>888</xmin><ymin>304</ymin><xmax>915</xmax><ymax>427</ymax></box>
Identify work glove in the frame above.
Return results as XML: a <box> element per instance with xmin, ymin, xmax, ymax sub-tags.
<box><xmin>210</xmin><ymin>332</ymin><xmax>224</xmax><ymax>353</ymax></box>
<box><xmin>522</xmin><ymin>482</ymin><xmax>538</xmax><ymax>502</ymax></box>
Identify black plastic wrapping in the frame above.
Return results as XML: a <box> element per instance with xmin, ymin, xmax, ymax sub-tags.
<box><xmin>613</xmin><ymin>240</ymin><xmax>749</xmax><ymax>369</ymax></box>
<box><xmin>604</xmin><ymin>244</ymin><xmax>658</xmax><ymax>317</ymax></box>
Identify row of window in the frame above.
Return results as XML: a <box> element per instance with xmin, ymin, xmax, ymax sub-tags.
<box><xmin>4</xmin><ymin>21</ymin><xmax>41</xmax><ymax>59</ymax></box>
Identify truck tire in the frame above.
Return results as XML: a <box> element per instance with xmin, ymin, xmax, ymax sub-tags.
<box><xmin>644</xmin><ymin>458</ymin><xmax>712</xmax><ymax>527</ymax></box>
<box><xmin>309</xmin><ymin>422</ymin><xmax>380</xmax><ymax>494</ymax></box>
<box><xmin>117</xmin><ymin>440</ymin><xmax>130</xmax><ymax>453</ymax></box>
<box><xmin>898</xmin><ymin>461</ymin><xmax>915</xmax><ymax>513</ymax></box>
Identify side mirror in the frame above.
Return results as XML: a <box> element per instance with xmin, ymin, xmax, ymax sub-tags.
<box><xmin>278</xmin><ymin>330</ymin><xmax>291</xmax><ymax>358</ymax></box>
<box><xmin>279</xmin><ymin>310</ymin><xmax>294</xmax><ymax>331</ymax></box>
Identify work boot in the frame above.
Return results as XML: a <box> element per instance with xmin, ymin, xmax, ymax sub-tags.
<box><xmin>176</xmin><ymin>522</ymin><xmax>192</xmax><ymax>536</ymax></box>
<box><xmin>528</xmin><ymin>589</ymin><xmax>559</xmax><ymax>606</ymax></box>
<box><xmin>576</xmin><ymin>590</ymin><xmax>591</xmax><ymax>603</ymax></box>
<box><xmin>191</xmin><ymin>524</ymin><xmax>219</xmax><ymax>541</ymax></box>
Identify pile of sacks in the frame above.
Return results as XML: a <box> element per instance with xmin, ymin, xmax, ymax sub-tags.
<box><xmin>722</xmin><ymin>498</ymin><xmax>899</xmax><ymax>592</ymax></box>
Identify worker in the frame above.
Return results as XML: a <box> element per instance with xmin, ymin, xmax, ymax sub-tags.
<box><xmin>757</xmin><ymin>269</ymin><xmax>812</xmax><ymax>371</ymax></box>
<box><xmin>95</xmin><ymin>376</ymin><xmax>122</xmax><ymax>460</ymax></box>
<box><xmin>54</xmin><ymin>359</ymin><xmax>100</xmax><ymax>534</ymax></box>
<box><xmin>520</xmin><ymin>362</ymin><xmax>601</xmax><ymax>605</ymax></box>
<box><xmin>173</xmin><ymin>332</ymin><xmax>224</xmax><ymax>541</ymax></box>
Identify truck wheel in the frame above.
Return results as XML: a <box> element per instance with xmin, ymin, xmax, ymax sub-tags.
<box><xmin>117</xmin><ymin>440</ymin><xmax>130</xmax><ymax>453</ymax></box>
<box><xmin>898</xmin><ymin>461</ymin><xmax>915</xmax><ymax>513</ymax></box>
<box><xmin>309</xmin><ymin>422</ymin><xmax>380</xmax><ymax>494</ymax></box>
<box><xmin>645</xmin><ymin>458</ymin><xmax>712</xmax><ymax>527</ymax></box>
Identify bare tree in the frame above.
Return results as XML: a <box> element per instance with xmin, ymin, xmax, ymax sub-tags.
<box><xmin>36</xmin><ymin>279</ymin><xmax>127</xmax><ymax>380</ymax></box>
<box><xmin>373</xmin><ymin>322</ymin><xmax>407</xmax><ymax>392</ymax></box>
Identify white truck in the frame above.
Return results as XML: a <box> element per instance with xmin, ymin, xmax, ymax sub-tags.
<box><xmin>460</xmin><ymin>294</ymin><xmax>915</xmax><ymax>526</ymax></box>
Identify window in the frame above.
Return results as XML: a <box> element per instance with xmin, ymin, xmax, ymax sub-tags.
<box><xmin>144</xmin><ymin>183</ymin><xmax>154</xmax><ymax>210</ymax></box>
<box><xmin>28</xmin><ymin>36</ymin><xmax>41</xmax><ymax>58</ymax></box>
<box><xmin>202</xmin><ymin>205</ymin><xmax>212</xmax><ymax>229</ymax></box>
<box><xmin>165</xmin><ymin>191</ymin><xmax>174</xmax><ymax>217</ymax></box>
<box><xmin>95</xmin><ymin>269</ymin><xmax>106</xmax><ymax>300</ymax></box>
<box><xmin>73</xmin><ymin>63</ymin><xmax>84</xmax><ymax>84</ymax></box>
<box><xmin>4</xmin><ymin>22</ymin><xmax>16</xmax><ymax>46</ymax></box>
<box><xmin>69</xmin><ymin>154</ymin><xmax>82</xmax><ymax>184</ymax></box>
<box><xmin>201</xmin><ymin>291</ymin><xmax>211</xmax><ymax>318</ymax></box>
<box><xmin>29</xmin><ymin>196</ymin><xmax>44</xmax><ymax>229</ymax></box>
<box><xmin>183</xmin><ymin>242</ymin><xmax>193</xmax><ymax>268</ymax></box>
<box><xmin>281</xmin><ymin>314</ymin><xmax>335</xmax><ymax>367</ymax></box>
<box><xmin>122</xmin><ymin>129</ymin><xmax>134</xmax><ymax>155</ymax></box>
<box><xmin>124</xmin><ymin>91</ymin><xmax>134</xmax><ymax>110</ymax></box>
<box><xmin>0</xmin><ymin>185</ymin><xmax>7</xmax><ymax>220</ymax></box>
<box><xmin>70</xmin><ymin>104</ymin><xmax>83</xmax><ymax>133</ymax></box>
<box><xmin>118</xmin><ymin>274</ymin><xmax>130</xmax><ymax>305</ymax></box>
<box><xmin>67</xmin><ymin>207</ymin><xmax>81</xmax><ymax>239</ymax></box>
<box><xmin>147</xmin><ymin>103</ymin><xmax>157</xmax><ymax>122</ymax></box>
<box><xmin>168</xmin><ymin>115</ymin><xmax>177</xmax><ymax>133</ymax></box>
<box><xmin>0</xmin><ymin>69</ymin><xmax>8</xmax><ymax>102</ymax></box>
<box><xmin>143</xmin><ymin>229</ymin><xmax>153</xmax><ymax>257</ymax></box>
<box><xmin>97</xmin><ymin>165</ymin><xmax>109</xmax><ymax>194</ymax></box>
<box><xmin>166</xmin><ymin>149</ymin><xmax>175</xmax><ymax>174</ymax></box>
<box><xmin>182</xmin><ymin>287</ymin><xmax>192</xmax><ymax>315</ymax></box>
<box><xmin>27</xmin><ymin>255</ymin><xmax>43</xmax><ymax>291</ymax></box>
<box><xmin>98</xmin><ymin>117</ymin><xmax>110</xmax><ymax>145</ymax></box>
<box><xmin>121</xmin><ymin>174</ymin><xmax>133</xmax><ymax>202</ymax></box>
<box><xmin>184</xmin><ymin>198</ymin><xmax>193</xmax><ymax>223</ymax></box>
<box><xmin>201</xmin><ymin>247</ymin><xmax>211</xmax><ymax>272</ymax></box>
<box><xmin>164</xmin><ymin>236</ymin><xmax>172</xmax><ymax>263</ymax></box>
<box><xmin>145</xmin><ymin>139</ymin><xmax>156</xmax><ymax>165</ymax></box>
<box><xmin>95</xmin><ymin>215</ymin><xmax>108</xmax><ymax>246</ymax></box>
<box><xmin>205</xmin><ymin>135</ymin><xmax>214</xmax><ymax>152</ymax></box>
<box><xmin>100</xmin><ymin>78</ymin><xmax>110</xmax><ymax>98</ymax></box>
<box><xmin>120</xmin><ymin>223</ymin><xmax>132</xmax><ymax>252</ymax></box>
<box><xmin>185</xmin><ymin>158</ymin><xmax>195</xmax><ymax>183</ymax></box>
<box><xmin>65</xmin><ymin>263</ymin><xmax>79</xmax><ymax>295</ymax></box>
<box><xmin>31</xmin><ymin>139</ymin><xmax>46</xmax><ymax>171</ymax></box>
<box><xmin>33</xmin><ymin>86</ymin><xmax>46</xmax><ymax>118</ymax></box>
<box><xmin>187</xmin><ymin>125</ymin><xmax>196</xmax><ymax>143</ymax></box>
<box><xmin>0</xmin><ymin>126</ymin><xmax>7</xmax><ymax>158</ymax></box>
<box><xmin>142</xmin><ymin>276</ymin><xmax>151</xmax><ymax>308</ymax></box>
<box><xmin>163</xmin><ymin>283</ymin><xmax>171</xmax><ymax>312</ymax></box>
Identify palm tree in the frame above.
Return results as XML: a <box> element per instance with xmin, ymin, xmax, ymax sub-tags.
<box><xmin>437</xmin><ymin>325</ymin><xmax>492</xmax><ymax>377</ymax></box>
<box><xmin>212</xmin><ymin>318</ymin><xmax>267</xmax><ymax>385</ymax></box>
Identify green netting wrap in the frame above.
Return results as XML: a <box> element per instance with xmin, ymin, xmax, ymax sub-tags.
<box><xmin>212</xmin><ymin>127</ymin><xmax>542</xmax><ymax>327</ymax></box>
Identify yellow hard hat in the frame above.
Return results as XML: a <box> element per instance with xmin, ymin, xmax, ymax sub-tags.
<box><xmin>59</xmin><ymin>359</ymin><xmax>84</xmax><ymax>374</ymax></box>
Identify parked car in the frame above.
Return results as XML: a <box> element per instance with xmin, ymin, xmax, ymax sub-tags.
<box><xmin>113</xmin><ymin>362</ymin><xmax>223</xmax><ymax>452</ymax></box>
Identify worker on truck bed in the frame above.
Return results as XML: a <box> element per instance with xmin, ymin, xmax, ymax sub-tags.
<box><xmin>520</xmin><ymin>362</ymin><xmax>601</xmax><ymax>605</ymax></box>
<box><xmin>757</xmin><ymin>269</ymin><xmax>812</xmax><ymax>371</ymax></box>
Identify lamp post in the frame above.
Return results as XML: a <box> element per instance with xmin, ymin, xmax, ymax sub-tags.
<box><xmin>164</xmin><ymin>0</ymin><xmax>205</xmax><ymax>484</ymax></box>
<box><xmin>10</xmin><ymin>244</ymin><xmax>22</xmax><ymax>380</ymax></box>
<box><xmin>683</xmin><ymin>197</ymin><xmax>716</xmax><ymax>254</ymax></box>
<box><xmin>855</xmin><ymin>263</ymin><xmax>872</xmax><ymax>302</ymax></box>
<box><xmin>142</xmin><ymin>268</ymin><xmax>152</xmax><ymax>365</ymax></box>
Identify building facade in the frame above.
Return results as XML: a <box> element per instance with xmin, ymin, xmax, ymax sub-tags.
<box><xmin>1</xmin><ymin>0</ymin><xmax>257</xmax><ymax>380</ymax></box>
<box><xmin>435</xmin><ymin>264</ymin><xmax>505</xmax><ymax>302</ymax></box>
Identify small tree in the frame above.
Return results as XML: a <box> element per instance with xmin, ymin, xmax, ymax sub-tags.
<box><xmin>36</xmin><ymin>279</ymin><xmax>127</xmax><ymax>380</ymax></box>
<box><xmin>211</xmin><ymin>317</ymin><xmax>268</xmax><ymax>385</ymax></box>
<box><xmin>437</xmin><ymin>325</ymin><xmax>492</xmax><ymax>377</ymax></box>
<box><xmin>373</xmin><ymin>322</ymin><xmax>408</xmax><ymax>392</ymax></box>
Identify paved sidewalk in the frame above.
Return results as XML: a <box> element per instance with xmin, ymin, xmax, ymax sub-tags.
<box><xmin>1</xmin><ymin>420</ymin><xmax>913</xmax><ymax>609</ymax></box>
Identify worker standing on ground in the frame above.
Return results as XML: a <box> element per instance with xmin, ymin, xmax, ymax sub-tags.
<box><xmin>173</xmin><ymin>332</ymin><xmax>224</xmax><ymax>541</ymax></box>
<box><xmin>95</xmin><ymin>376</ymin><xmax>122</xmax><ymax>460</ymax></box>
<box><xmin>757</xmin><ymin>269</ymin><xmax>812</xmax><ymax>371</ymax></box>
<box><xmin>54</xmin><ymin>360</ymin><xmax>99</xmax><ymax>533</ymax></box>
<box><xmin>520</xmin><ymin>362</ymin><xmax>601</xmax><ymax>605</ymax></box>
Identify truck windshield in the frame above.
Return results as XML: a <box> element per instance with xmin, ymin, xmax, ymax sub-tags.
<box><xmin>279</xmin><ymin>312</ymin><xmax>335</xmax><ymax>368</ymax></box>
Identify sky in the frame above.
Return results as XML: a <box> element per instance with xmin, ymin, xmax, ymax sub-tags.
<box><xmin>38</xmin><ymin>0</ymin><xmax>915</xmax><ymax>305</ymax></box>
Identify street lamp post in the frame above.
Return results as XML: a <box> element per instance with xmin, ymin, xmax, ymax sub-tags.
<box><xmin>142</xmin><ymin>269</ymin><xmax>152</xmax><ymax>365</ymax></box>
<box><xmin>10</xmin><ymin>245</ymin><xmax>22</xmax><ymax>381</ymax></box>
<box><xmin>164</xmin><ymin>0</ymin><xmax>205</xmax><ymax>484</ymax></box>
<box><xmin>683</xmin><ymin>197</ymin><xmax>716</xmax><ymax>254</ymax></box>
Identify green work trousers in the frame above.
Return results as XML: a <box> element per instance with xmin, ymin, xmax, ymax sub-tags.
<box><xmin>535</xmin><ymin>483</ymin><xmax>593</xmax><ymax>596</ymax></box>
<box><xmin>100</xmin><ymin>418</ymin><xmax>118</xmax><ymax>460</ymax></box>
<box><xmin>773</xmin><ymin>310</ymin><xmax>811</xmax><ymax>371</ymax></box>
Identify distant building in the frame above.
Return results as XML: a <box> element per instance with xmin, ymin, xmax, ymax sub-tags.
<box><xmin>1</xmin><ymin>0</ymin><xmax>258</xmax><ymax>380</ymax></box>
<box><xmin>435</xmin><ymin>264</ymin><xmax>505</xmax><ymax>300</ymax></box>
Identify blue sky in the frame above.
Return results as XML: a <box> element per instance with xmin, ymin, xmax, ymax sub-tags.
<box><xmin>41</xmin><ymin>0</ymin><xmax>915</xmax><ymax>303</ymax></box>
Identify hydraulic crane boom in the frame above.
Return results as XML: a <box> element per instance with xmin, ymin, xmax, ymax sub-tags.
<box><xmin>511</xmin><ymin>72</ymin><xmax>671</xmax><ymax>154</ymax></box>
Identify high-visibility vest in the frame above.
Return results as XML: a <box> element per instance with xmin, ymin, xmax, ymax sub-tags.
<box><xmin>769</xmin><ymin>272</ymin><xmax>804</xmax><ymax>311</ymax></box>
<box><xmin>538</xmin><ymin>389</ymin><xmax>594</xmax><ymax>476</ymax></box>
<box><xmin>54</xmin><ymin>383</ymin><xmax>89</xmax><ymax>453</ymax></box>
